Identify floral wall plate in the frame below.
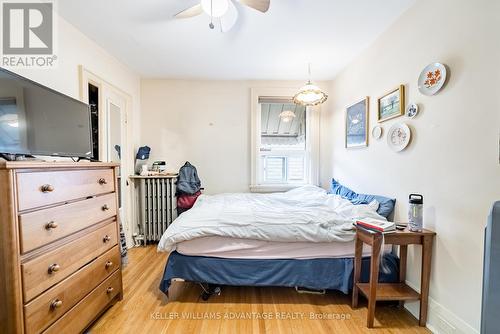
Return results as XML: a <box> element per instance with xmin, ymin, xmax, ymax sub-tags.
<box><xmin>418</xmin><ymin>63</ymin><xmax>447</xmax><ymax>96</ymax></box>
<box><xmin>387</xmin><ymin>123</ymin><xmax>411</xmax><ymax>152</ymax></box>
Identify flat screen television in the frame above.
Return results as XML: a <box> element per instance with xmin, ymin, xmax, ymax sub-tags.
<box><xmin>0</xmin><ymin>67</ymin><xmax>92</xmax><ymax>159</ymax></box>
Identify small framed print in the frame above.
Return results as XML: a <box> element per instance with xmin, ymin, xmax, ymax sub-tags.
<box><xmin>378</xmin><ymin>85</ymin><xmax>405</xmax><ymax>122</ymax></box>
<box><xmin>345</xmin><ymin>97</ymin><xmax>369</xmax><ymax>148</ymax></box>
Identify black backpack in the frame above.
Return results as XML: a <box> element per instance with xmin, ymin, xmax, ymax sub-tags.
<box><xmin>176</xmin><ymin>162</ymin><xmax>202</xmax><ymax>196</ymax></box>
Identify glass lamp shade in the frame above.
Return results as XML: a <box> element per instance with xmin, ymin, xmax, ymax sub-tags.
<box><xmin>201</xmin><ymin>0</ymin><xmax>229</xmax><ymax>17</ymax></box>
<box><xmin>279</xmin><ymin>110</ymin><xmax>296</xmax><ymax>123</ymax></box>
<box><xmin>293</xmin><ymin>81</ymin><xmax>328</xmax><ymax>106</ymax></box>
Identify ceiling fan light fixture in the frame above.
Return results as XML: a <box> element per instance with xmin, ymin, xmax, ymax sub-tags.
<box><xmin>201</xmin><ymin>0</ymin><xmax>229</xmax><ymax>18</ymax></box>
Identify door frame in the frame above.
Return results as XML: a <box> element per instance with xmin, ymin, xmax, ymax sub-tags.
<box><xmin>78</xmin><ymin>65</ymin><xmax>134</xmax><ymax>247</ymax></box>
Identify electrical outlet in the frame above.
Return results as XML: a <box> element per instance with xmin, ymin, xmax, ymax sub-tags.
<box><xmin>436</xmin><ymin>315</ymin><xmax>456</xmax><ymax>334</ymax></box>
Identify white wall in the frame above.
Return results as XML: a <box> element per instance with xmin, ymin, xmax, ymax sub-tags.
<box><xmin>141</xmin><ymin>79</ymin><xmax>326</xmax><ymax>194</ymax></box>
<box><xmin>7</xmin><ymin>13</ymin><xmax>141</xmax><ymax>167</ymax></box>
<box><xmin>6</xmin><ymin>13</ymin><xmax>141</xmax><ymax>244</ymax></box>
<box><xmin>9</xmin><ymin>16</ymin><xmax>141</xmax><ymax>125</ymax></box>
<box><xmin>320</xmin><ymin>0</ymin><xmax>500</xmax><ymax>332</ymax></box>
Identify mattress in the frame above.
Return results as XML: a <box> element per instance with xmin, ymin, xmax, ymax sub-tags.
<box><xmin>176</xmin><ymin>236</ymin><xmax>390</xmax><ymax>259</ymax></box>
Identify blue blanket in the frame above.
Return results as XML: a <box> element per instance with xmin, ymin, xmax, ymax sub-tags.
<box><xmin>160</xmin><ymin>251</ymin><xmax>399</xmax><ymax>295</ymax></box>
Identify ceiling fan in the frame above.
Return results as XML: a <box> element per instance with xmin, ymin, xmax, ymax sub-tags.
<box><xmin>174</xmin><ymin>0</ymin><xmax>270</xmax><ymax>32</ymax></box>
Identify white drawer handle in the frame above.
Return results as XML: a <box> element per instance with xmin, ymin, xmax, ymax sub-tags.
<box><xmin>41</xmin><ymin>184</ymin><xmax>54</xmax><ymax>193</ymax></box>
<box><xmin>48</xmin><ymin>263</ymin><xmax>60</xmax><ymax>274</ymax></box>
<box><xmin>50</xmin><ymin>299</ymin><xmax>63</xmax><ymax>310</ymax></box>
<box><xmin>102</xmin><ymin>204</ymin><xmax>110</xmax><ymax>211</ymax></box>
<box><xmin>98</xmin><ymin>178</ymin><xmax>108</xmax><ymax>185</ymax></box>
<box><xmin>103</xmin><ymin>235</ymin><xmax>111</xmax><ymax>243</ymax></box>
<box><xmin>106</xmin><ymin>287</ymin><xmax>114</xmax><ymax>294</ymax></box>
<box><xmin>105</xmin><ymin>261</ymin><xmax>113</xmax><ymax>269</ymax></box>
<box><xmin>45</xmin><ymin>221</ymin><xmax>58</xmax><ymax>230</ymax></box>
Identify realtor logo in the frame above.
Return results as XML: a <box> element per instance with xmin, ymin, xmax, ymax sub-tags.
<box><xmin>1</xmin><ymin>0</ymin><xmax>57</xmax><ymax>67</ymax></box>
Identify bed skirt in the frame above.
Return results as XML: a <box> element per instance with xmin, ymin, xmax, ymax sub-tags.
<box><xmin>159</xmin><ymin>251</ymin><xmax>399</xmax><ymax>295</ymax></box>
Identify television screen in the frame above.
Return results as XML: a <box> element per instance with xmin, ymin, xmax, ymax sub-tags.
<box><xmin>0</xmin><ymin>68</ymin><xmax>92</xmax><ymax>158</ymax></box>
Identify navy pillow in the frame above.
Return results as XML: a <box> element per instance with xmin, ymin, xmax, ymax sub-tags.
<box><xmin>329</xmin><ymin>179</ymin><xmax>396</xmax><ymax>218</ymax></box>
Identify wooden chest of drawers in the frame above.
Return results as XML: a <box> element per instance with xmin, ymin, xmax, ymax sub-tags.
<box><xmin>0</xmin><ymin>161</ymin><xmax>123</xmax><ymax>334</ymax></box>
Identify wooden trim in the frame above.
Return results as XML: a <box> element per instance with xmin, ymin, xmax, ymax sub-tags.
<box><xmin>0</xmin><ymin>161</ymin><xmax>119</xmax><ymax>169</ymax></box>
<box><xmin>0</xmin><ymin>170</ymin><xmax>24</xmax><ymax>333</ymax></box>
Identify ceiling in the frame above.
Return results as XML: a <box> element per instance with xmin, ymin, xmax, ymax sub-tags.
<box><xmin>57</xmin><ymin>0</ymin><xmax>415</xmax><ymax>80</ymax></box>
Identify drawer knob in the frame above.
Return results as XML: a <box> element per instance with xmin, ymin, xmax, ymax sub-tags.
<box><xmin>105</xmin><ymin>261</ymin><xmax>113</xmax><ymax>269</ymax></box>
<box><xmin>103</xmin><ymin>235</ymin><xmax>111</xmax><ymax>243</ymax></box>
<box><xmin>41</xmin><ymin>184</ymin><xmax>54</xmax><ymax>193</ymax></box>
<box><xmin>45</xmin><ymin>221</ymin><xmax>58</xmax><ymax>230</ymax></box>
<box><xmin>48</xmin><ymin>263</ymin><xmax>60</xmax><ymax>274</ymax></box>
<box><xmin>98</xmin><ymin>178</ymin><xmax>108</xmax><ymax>185</ymax></box>
<box><xmin>102</xmin><ymin>204</ymin><xmax>110</xmax><ymax>211</ymax></box>
<box><xmin>50</xmin><ymin>299</ymin><xmax>63</xmax><ymax>309</ymax></box>
<box><xmin>106</xmin><ymin>287</ymin><xmax>114</xmax><ymax>294</ymax></box>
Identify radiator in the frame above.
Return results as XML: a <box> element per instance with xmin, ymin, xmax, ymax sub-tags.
<box><xmin>137</xmin><ymin>177</ymin><xmax>177</xmax><ymax>243</ymax></box>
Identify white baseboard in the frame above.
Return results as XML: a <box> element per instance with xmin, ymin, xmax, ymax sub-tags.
<box><xmin>404</xmin><ymin>281</ymin><xmax>479</xmax><ymax>334</ymax></box>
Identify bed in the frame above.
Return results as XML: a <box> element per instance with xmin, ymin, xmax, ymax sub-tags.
<box><xmin>157</xmin><ymin>185</ymin><xmax>399</xmax><ymax>296</ymax></box>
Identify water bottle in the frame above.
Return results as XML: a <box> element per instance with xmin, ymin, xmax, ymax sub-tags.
<box><xmin>408</xmin><ymin>194</ymin><xmax>423</xmax><ymax>232</ymax></box>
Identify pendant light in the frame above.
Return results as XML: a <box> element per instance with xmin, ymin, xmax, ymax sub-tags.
<box><xmin>279</xmin><ymin>110</ymin><xmax>296</xmax><ymax>123</ymax></box>
<box><xmin>293</xmin><ymin>63</ymin><xmax>328</xmax><ymax>106</ymax></box>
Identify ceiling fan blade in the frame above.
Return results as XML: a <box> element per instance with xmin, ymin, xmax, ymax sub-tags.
<box><xmin>220</xmin><ymin>0</ymin><xmax>238</xmax><ymax>32</ymax></box>
<box><xmin>174</xmin><ymin>4</ymin><xmax>203</xmax><ymax>19</ymax></box>
<box><xmin>238</xmin><ymin>0</ymin><xmax>270</xmax><ymax>13</ymax></box>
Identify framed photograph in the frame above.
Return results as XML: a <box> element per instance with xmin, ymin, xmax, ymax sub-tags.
<box><xmin>378</xmin><ymin>85</ymin><xmax>405</xmax><ymax>122</ymax></box>
<box><xmin>345</xmin><ymin>97</ymin><xmax>369</xmax><ymax>148</ymax></box>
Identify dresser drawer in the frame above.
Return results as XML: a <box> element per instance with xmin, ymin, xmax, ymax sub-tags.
<box><xmin>19</xmin><ymin>193</ymin><xmax>117</xmax><ymax>254</ymax></box>
<box><xmin>24</xmin><ymin>246</ymin><xmax>120</xmax><ymax>334</ymax></box>
<box><xmin>17</xmin><ymin>169</ymin><xmax>115</xmax><ymax>211</ymax></box>
<box><xmin>22</xmin><ymin>221</ymin><xmax>118</xmax><ymax>302</ymax></box>
<box><xmin>42</xmin><ymin>270</ymin><xmax>121</xmax><ymax>334</ymax></box>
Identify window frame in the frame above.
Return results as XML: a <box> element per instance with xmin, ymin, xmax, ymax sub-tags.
<box><xmin>250</xmin><ymin>87</ymin><xmax>320</xmax><ymax>193</ymax></box>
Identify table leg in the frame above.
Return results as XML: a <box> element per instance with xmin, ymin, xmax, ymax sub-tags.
<box><xmin>419</xmin><ymin>235</ymin><xmax>433</xmax><ymax>326</ymax></box>
<box><xmin>399</xmin><ymin>245</ymin><xmax>408</xmax><ymax>308</ymax></box>
<box><xmin>367</xmin><ymin>234</ymin><xmax>382</xmax><ymax>328</ymax></box>
<box><xmin>352</xmin><ymin>235</ymin><xmax>363</xmax><ymax>308</ymax></box>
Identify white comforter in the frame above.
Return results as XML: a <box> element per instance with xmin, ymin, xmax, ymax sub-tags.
<box><xmin>157</xmin><ymin>185</ymin><xmax>384</xmax><ymax>252</ymax></box>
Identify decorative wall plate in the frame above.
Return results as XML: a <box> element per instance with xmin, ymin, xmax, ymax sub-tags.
<box><xmin>406</xmin><ymin>103</ymin><xmax>419</xmax><ymax>118</ymax></box>
<box><xmin>372</xmin><ymin>126</ymin><xmax>383</xmax><ymax>140</ymax></box>
<box><xmin>387</xmin><ymin>123</ymin><xmax>411</xmax><ymax>152</ymax></box>
<box><xmin>418</xmin><ymin>63</ymin><xmax>447</xmax><ymax>96</ymax></box>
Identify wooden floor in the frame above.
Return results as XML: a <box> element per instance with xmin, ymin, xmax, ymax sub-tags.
<box><xmin>89</xmin><ymin>246</ymin><xmax>430</xmax><ymax>334</ymax></box>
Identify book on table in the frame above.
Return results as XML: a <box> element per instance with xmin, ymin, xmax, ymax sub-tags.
<box><xmin>356</xmin><ymin>219</ymin><xmax>396</xmax><ymax>234</ymax></box>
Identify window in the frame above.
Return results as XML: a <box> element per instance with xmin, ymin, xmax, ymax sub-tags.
<box><xmin>250</xmin><ymin>89</ymin><xmax>319</xmax><ymax>192</ymax></box>
<box><xmin>260</xmin><ymin>101</ymin><xmax>308</xmax><ymax>184</ymax></box>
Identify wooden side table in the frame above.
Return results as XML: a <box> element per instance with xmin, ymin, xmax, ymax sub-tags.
<box><xmin>352</xmin><ymin>226</ymin><xmax>436</xmax><ymax>328</ymax></box>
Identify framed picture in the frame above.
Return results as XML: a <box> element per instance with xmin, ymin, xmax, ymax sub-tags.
<box><xmin>378</xmin><ymin>85</ymin><xmax>405</xmax><ymax>122</ymax></box>
<box><xmin>345</xmin><ymin>97</ymin><xmax>369</xmax><ymax>148</ymax></box>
